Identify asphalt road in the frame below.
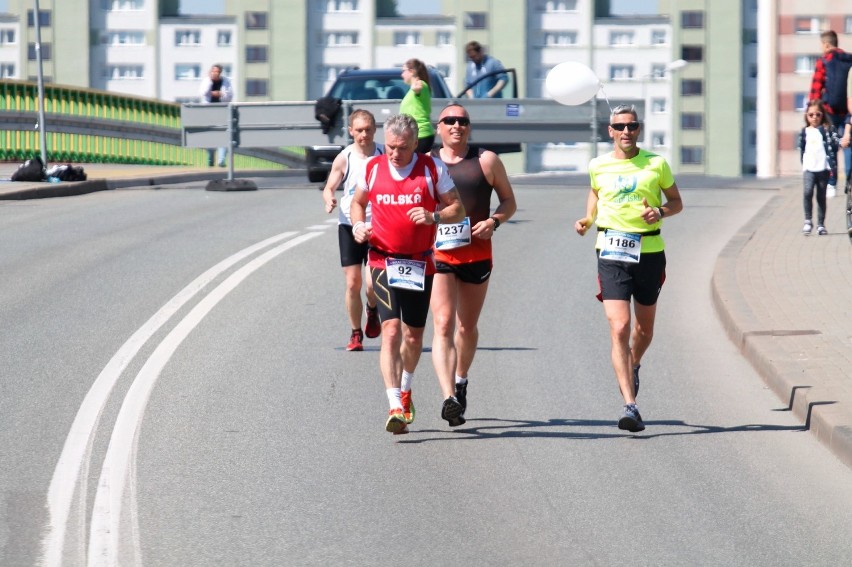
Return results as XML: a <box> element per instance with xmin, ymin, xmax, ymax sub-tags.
<box><xmin>1</xmin><ymin>177</ymin><xmax>851</xmax><ymax>566</ymax></box>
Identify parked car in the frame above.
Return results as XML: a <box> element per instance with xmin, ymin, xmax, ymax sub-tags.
<box><xmin>306</xmin><ymin>67</ymin><xmax>452</xmax><ymax>183</ymax></box>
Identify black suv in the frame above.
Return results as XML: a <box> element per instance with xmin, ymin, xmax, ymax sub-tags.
<box><xmin>306</xmin><ymin>67</ymin><xmax>453</xmax><ymax>183</ymax></box>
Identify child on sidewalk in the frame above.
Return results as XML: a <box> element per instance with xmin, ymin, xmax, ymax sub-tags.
<box><xmin>798</xmin><ymin>100</ymin><xmax>840</xmax><ymax>235</ymax></box>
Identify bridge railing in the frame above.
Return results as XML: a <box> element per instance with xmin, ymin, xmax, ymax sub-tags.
<box><xmin>0</xmin><ymin>80</ymin><xmax>299</xmax><ymax>168</ymax></box>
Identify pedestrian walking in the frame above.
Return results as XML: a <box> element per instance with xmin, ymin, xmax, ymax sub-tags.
<box><xmin>798</xmin><ymin>100</ymin><xmax>840</xmax><ymax>236</ymax></box>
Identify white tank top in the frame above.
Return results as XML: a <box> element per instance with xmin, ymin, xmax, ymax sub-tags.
<box><xmin>338</xmin><ymin>144</ymin><xmax>383</xmax><ymax>225</ymax></box>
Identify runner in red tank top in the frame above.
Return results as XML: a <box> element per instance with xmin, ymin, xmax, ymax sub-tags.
<box><xmin>350</xmin><ymin>114</ymin><xmax>466</xmax><ymax>434</ymax></box>
<box><xmin>429</xmin><ymin>103</ymin><xmax>517</xmax><ymax>423</ymax></box>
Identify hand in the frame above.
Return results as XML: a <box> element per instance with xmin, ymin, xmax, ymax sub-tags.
<box><xmin>575</xmin><ymin>217</ymin><xmax>592</xmax><ymax>236</ymax></box>
<box><xmin>352</xmin><ymin>222</ymin><xmax>371</xmax><ymax>243</ymax></box>
<box><xmin>841</xmin><ymin>135</ymin><xmax>851</xmax><ymax>148</ymax></box>
<box><xmin>324</xmin><ymin>194</ymin><xmax>337</xmax><ymax>214</ymax></box>
<box><xmin>641</xmin><ymin>198</ymin><xmax>662</xmax><ymax>224</ymax></box>
<box><xmin>408</xmin><ymin>207</ymin><xmax>432</xmax><ymax>225</ymax></box>
<box><xmin>472</xmin><ymin>219</ymin><xmax>495</xmax><ymax>239</ymax></box>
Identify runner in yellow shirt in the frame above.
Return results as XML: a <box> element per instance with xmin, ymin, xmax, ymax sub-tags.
<box><xmin>574</xmin><ymin>104</ymin><xmax>683</xmax><ymax>432</ymax></box>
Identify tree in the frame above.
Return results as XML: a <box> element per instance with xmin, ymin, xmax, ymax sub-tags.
<box><xmin>376</xmin><ymin>0</ymin><xmax>399</xmax><ymax>17</ymax></box>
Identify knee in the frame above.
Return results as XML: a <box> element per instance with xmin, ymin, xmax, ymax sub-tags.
<box><xmin>432</xmin><ymin>311</ymin><xmax>454</xmax><ymax>337</ymax></box>
<box><xmin>609</xmin><ymin>319</ymin><xmax>631</xmax><ymax>340</ymax></box>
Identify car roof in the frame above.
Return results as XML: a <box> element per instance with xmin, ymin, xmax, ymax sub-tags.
<box><xmin>332</xmin><ymin>67</ymin><xmax>452</xmax><ymax>98</ymax></box>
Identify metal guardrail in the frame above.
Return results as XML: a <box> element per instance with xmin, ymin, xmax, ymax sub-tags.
<box><xmin>181</xmin><ymin>98</ymin><xmax>623</xmax><ymax>151</ymax></box>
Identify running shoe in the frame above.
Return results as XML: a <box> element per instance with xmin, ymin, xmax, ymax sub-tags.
<box><xmin>401</xmin><ymin>390</ymin><xmax>415</xmax><ymax>424</ymax></box>
<box><xmin>385</xmin><ymin>408</ymin><xmax>408</xmax><ymax>434</ymax></box>
<box><xmin>827</xmin><ymin>184</ymin><xmax>837</xmax><ymax>199</ymax></box>
<box><xmin>346</xmin><ymin>329</ymin><xmax>364</xmax><ymax>351</ymax></box>
<box><xmin>618</xmin><ymin>403</ymin><xmax>645</xmax><ymax>432</ymax></box>
<box><xmin>455</xmin><ymin>380</ymin><xmax>468</xmax><ymax>415</ymax></box>
<box><xmin>817</xmin><ymin>225</ymin><xmax>827</xmax><ymax>236</ymax></box>
<box><xmin>632</xmin><ymin>364</ymin><xmax>640</xmax><ymax>397</ymax></box>
<box><xmin>365</xmin><ymin>305</ymin><xmax>381</xmax><ymax>338</ymax></box>
<box><xmin>441</xmin><ymin>396</ymin><xmax>465</xmax><ymax>427</ymax></box>
<box><xmin>802</xmin><ymin>221</ymin><xmax>813</xmax><ymax>235</ymax></box>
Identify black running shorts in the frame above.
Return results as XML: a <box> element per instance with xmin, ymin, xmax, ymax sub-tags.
<box><xmin>435</xmin><ymin>259</ymin><xmax>493</xmax><ymax>284</ymax></box>
<box><xmin>596</xmin><ymin>251</ymin><xmax>666</xmax><ymax>305</ymax></box>
<box><xmin>370</xmin><ymin>267</ymin><xmax>433</xmax><ymax>328</ymax></box>
<box><xmin>338</xmin><ymin>224</ymin><xmax>369</xmax><ymax>267</ymax></box>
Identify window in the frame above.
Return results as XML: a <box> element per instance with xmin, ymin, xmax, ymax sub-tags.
<box><xmin>175</xmin><ymin>64</ymin><xmax>201</xmax><ymax>81</ymax></box>
<box><xmin>464</xmin><ymin>12</ymin><xmax>487</xmax><ymax>29</ymax></box>
<box><xmin>175</xmin><ymin>30</ymin><xmax>201</xmax><ymax>46</ymax></box>
<box><xmin>748</xmin><ymin>64</ymin><xmax>757</xmax><ymax>79</ymax></box>
<box><xmin>681</xmin><ymin>11</ymin><xmax>704</xmax><ymax>29</ymax></box>
<box><xmin>437</xmin><ymin>32</ymin><xmax>452</xmax><ymax>46</ymax></box>
<box><xmin>102</xmin><ymin>0</ymin><xmax>143</xmax><ymax>9</ymax></box>
<box><xmin>0</xmin><ymin>29</ymin><xmax>16</xmax><ymax>45</ymax></box>
<box><xmin>681</xmin><ymin>147</ymin><xmax>704</xmax><ymax>164</ymax></box>
<box><xmin>681</xmin><ymin>79</ymin><xmax>703</xmax><ymax>96</ymax></box>
<box><xmin>682</xmin><ymin>46</ymin><xmax>703</xmax><ymax>62</ymax></box>
<box><xmin>610</xmin><ymin>31</ymin><xmax>634</xmax><ymax>46</ymax></box>
<box><xmin>651</xmin><ymin>30</ymin><xmax>667</xmax><ymax>45</ymax></box>
<box><xmin>217</xmin><ymin>31</ymin><xmax>232</xmax><ymax>47</ymax></box>
<box><xmin>246</xmin><ymin>12</ymin><xmax>268</xmax><ymax>30</ymax></box>
<box><xmin>681</xmin><ymin>113</ymin><xmax>703</xmax><ymax>129</ymax></box>
<box><xmin>325</xmin><ymin>0</ymin><xmax>358</xmax><ymax>10</ymax></box>
<box><xmin>846</xmin><ymin>17</ymin><xmax>852</xmax><ymax>35</ymax></box>
<box><xmin>544</xmin><ymin>0</ymin><xmax>577</xmax><ymax>11</ymax></box>
<box><xmin>794</xmin><ymin>17</ymin><xmax>823</xmax><ymax>34</ymax></box>
<box><xmin>609</xmin><ymin>65</ymin><xmax>633</xmax><ymax>81</ymax></box>
<box><xmin>105</xmin><ymin>65</ymin><xmax>144</xmax><ymax>79</ymax></box>
<box><xmin>246</xmin><ymin>46</ymin><xmax>268</xmax><ymax>63</ymax></box>
<box><xmin>651</xmin><ymin>64</ymin><xmax>666</xmax><ymax>78</ymax></box>
<box><xmin>0</xmin><ymin>63</ymin><xmax>15</xmax><ymax>78</ymax></box>
<box><xmin>105</xmin><ymin>31</ymin><xmax>145</xmax><ymax>45</ymax></box>
<box><xmin>393</xmin><ymin>31</ymin><xmax>420</xmax><ymax>46</ymax></box>
<box><xmin>27</xmin><ymin>10</ymin><xmax>51</xmax><ymax>27</ymax></box>
<box><xmin>544</xmin><ymin>32</ymin><xmax>577</xmax><ymax>46</ymax></box>
<box><xmin>795</xmin><ymin>55</ymin><xmax>818</xmax><ymax>74</ymax></box>
<box><xmin>651</xmin><ymin>132</ymin><xmax>666</xmax><ymax>147</ymax></box>
<box><xmin>246</xmin><ymin>79</ymin><xmax>268</xmax><ymax>96</ymax></box>
<box><xmin>325</xmin><ymin>32</ymin><xmax>358</xmax><ymax>46</ymax></box>
<box><xmin>794</xmin><ymin>93</ymin><xmax>808</xmax><ymax>111</ymax></box>
<box><xmin>27</xmin><ymin>43</ymin><xmax>51</xmax><ymax>61</ymax></box>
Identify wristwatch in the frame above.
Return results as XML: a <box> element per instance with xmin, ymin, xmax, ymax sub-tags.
<box><xmin>491</xmin><ymin>216</ymin><xmax>500</xmax><ymax>230</ymax></box>
<box><xmin>433</xmin><ymin>211</ymin><xmax>440</xmax><ymax>224</ymax></box>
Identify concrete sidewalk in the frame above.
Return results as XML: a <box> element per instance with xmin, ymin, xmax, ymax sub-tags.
<box><xmin>712</xmin><ymin>177</ymin><xmax>852</xmax><ymax>469</ymax></box>
<box><xmin>1</xmin><ymin>163</ymin><xmax>850</xmax><ymax>468</ymax></box>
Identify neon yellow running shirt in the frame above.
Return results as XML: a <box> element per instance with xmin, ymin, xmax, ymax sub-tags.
<box><xmin>589</xmin><ymin>149</ymin><xmax>674</xmax><ymax>253</ymax></box>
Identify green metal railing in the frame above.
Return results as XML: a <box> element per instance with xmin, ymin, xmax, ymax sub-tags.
<box><xmin>0</xmin><ymin>80</ymin><xmax>288</xmax><ymax>169</ymax></box>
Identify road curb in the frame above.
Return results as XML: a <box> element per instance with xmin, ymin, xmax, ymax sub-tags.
<box><xmin>711</xmin><ymin>193</ymin><xmax>852</xmax><ymax>470</ymax></box>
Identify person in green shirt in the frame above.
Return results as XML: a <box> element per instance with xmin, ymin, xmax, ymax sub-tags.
<box><xmin>574</xmin><ymin>104</ymin><xmax>683</xmax><ymax>433</ymax></box>
<box><xmin>400</xmin><ymin>58</ymin><xmax>435</xmax><ymax>154</ymax></box>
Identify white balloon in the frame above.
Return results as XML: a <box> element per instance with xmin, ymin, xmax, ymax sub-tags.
<box><xmin>545</xmin><ymin>62</ymin><xmax>601</xmax><ymax>106</ymax></box>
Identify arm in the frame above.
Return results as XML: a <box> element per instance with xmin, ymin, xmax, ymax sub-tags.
<box><xmin>321</xmin><ymin>150</ymin><xmax>348</xmax><ymax>214</ymax></box>
<box><xmin>574</xmin><ymin>188</ymin><xmax>599</xmax><ymax>236</ymax></box>
<box><xmin>659</xmin><ymin>183</ymin><xmax>684</xmax><ymax>218</ymax></box>
<box><xmin>434</xmin><ymin>188</ymin><xmax>465</xmax><ymax>224</ymax></box>
<box><xmin>350</xmin><ymin>186</ymin><xmax>372</xmax><ymax>243</ymax></box>
<box><xmin>474</xmin><ymin>151</ymin><xmax>517</xmax><ymax>238</ymax></box>
<box><xmin>809</xmin><ymin>57</ymin><xmax>826</xmax><ymax>102</ymax></box>
<box><xmin>198</xmin><ymin>77</ymin><xmax>212</xmax><ymax>102</ymax></box>
<box><xmin>219</xmin><ymin>77</ymin><xmax>234</xmax><ymax>103</ymax></box>
<box><xmin>487</xmin><ymin>79</ymin><xmax>507</xmax><ymax>98</ymax></box>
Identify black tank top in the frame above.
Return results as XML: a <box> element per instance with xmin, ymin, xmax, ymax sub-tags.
<box><xmin>433</xmin><ymin>146</ymin><xmax>492</xmax><ymax>224</ymax></box>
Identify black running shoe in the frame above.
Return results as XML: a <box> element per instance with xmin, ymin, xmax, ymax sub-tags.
<box><xmin>618</xmin><ymin>403</ymin><xmax>645</xmax><ymax>433</ymax></box>
<box><xmin>441</xmin><ymin>396</ymin><xmax>465</xmax><ymax>427</ymax></box>
<box><xmin>455</xmin><ymin>380</ymin><xmax>468</xmax><ymax>415</ymax></box>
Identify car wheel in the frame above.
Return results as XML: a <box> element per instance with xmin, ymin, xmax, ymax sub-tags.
<box><xmin>308</xmin><ymin>170</ymin><xmax>328</xmax><ymax>183</ymax></box>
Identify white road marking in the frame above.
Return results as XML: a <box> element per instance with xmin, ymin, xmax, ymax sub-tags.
<box><xmin>87</xmin><ymin>231</ymin><xmax>322</xmax><ymax>566</ymax></box>
<box><xmin>39</xmin><ymin>231</ymin><xmax>300</xmax><ymax>567</ymax></box>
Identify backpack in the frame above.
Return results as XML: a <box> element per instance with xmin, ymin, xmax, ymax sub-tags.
<box><xmin>11</xmin><ymin>156</ymin><xmax>45</xmax><ymax>182</ymax></box>
<box><xmin>46</xmin><ymin>164</ymin><xmax>87</xmax><ymax>182</ymax></box>
<box><xmin>314</xmin><ymin>97</ymin><xmax>343</xmax><ymax>134</ymax></box>
<box><xmin>821</xmin><ymin>50</ymin><xmax>852</xmax><ymax>114</ymax></box>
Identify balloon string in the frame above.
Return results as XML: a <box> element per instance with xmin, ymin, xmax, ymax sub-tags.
<box><xmin>598</xmin><ymin>84</ymin><xmax>613</xmax><ymax>114</ymax></box>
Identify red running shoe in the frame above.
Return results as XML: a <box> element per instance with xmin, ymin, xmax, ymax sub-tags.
<box><xmin>346</xmin><ymin>329</ymin><xmax>363</xmax><ymax>351</ymax></box>
<box><xmin>365</xmin><ymin>305</ymin><xmax>381</xmax><ymax>338</ymax></box>
<box><xmin>401</xmin><ymin>390</ymin><xmax>415</xmax><ymax>424</ymax></box>
<box><xmin>385</xmin><ymin>408</ymin><xmax>408</xmax><ymax>434</ymax></box>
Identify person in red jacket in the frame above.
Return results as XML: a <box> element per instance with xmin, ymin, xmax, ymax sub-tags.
<box><xmin>350</xmin><ymin>113</ymin><xmax>466</xmax><ymax>435</ymax></box>
<box><xmin>809</xmin><ymin>30</ymin><xmax>851</xmax><ymax>198</ymax></box>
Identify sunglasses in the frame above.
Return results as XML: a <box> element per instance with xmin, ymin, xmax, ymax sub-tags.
<box><xmin>610</xmin><ymin>122</ymin><xmax>640</xmax><ymax>132</ymax></box>
<box><xmin>807</xmin><ymin>113</ymin><xmax>823</xmax><ymax>117</ymax></box>
<box><xmin>440</xmin><ymin>116</ymin><xmax>470</xmax><ymax>126</ymax></box>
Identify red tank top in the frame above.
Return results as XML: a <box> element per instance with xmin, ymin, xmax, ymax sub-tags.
<box><xmin>366</xmin><ymin>155</ymin><xmax>439</xmax><ymax>272</ymax></box>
